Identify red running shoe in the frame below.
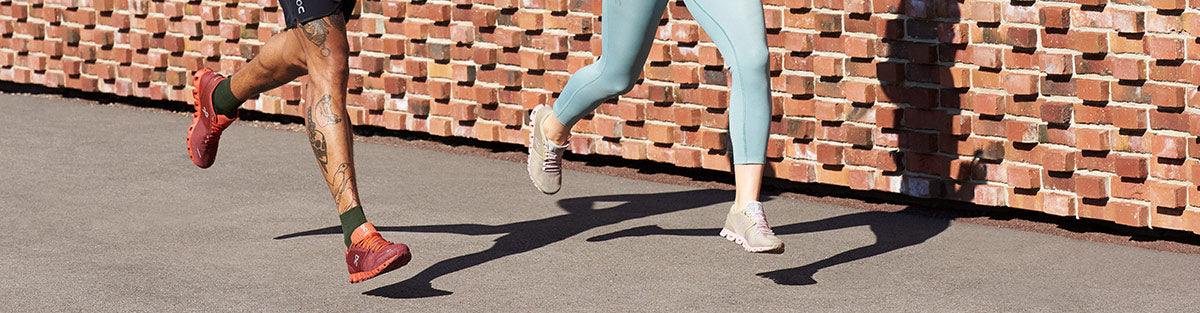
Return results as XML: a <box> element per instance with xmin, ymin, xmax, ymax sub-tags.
<box><xmin>187</xmin><ymin>68</ymin><xmax>238</xmax><ymax>169</ymax></box>
<box><xmin>346</xmin><ymin>222</ymin><xmax>411</xmax><ymax>283</ymax></box>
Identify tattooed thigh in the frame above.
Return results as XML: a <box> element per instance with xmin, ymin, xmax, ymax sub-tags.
<box><xmin>299</xmin><ymin>14</ymin><xmax>344</xmax><ymax>58</ymax></box>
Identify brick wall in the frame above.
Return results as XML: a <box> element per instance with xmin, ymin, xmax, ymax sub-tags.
<box><xmin>2</xmin><ymin>0</ymin><xmax>1200</xmax><ymax>234</ymax></box>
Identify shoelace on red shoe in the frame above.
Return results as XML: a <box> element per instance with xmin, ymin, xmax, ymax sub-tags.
<box><xmin>353</xmin><ymin>233</ymin><xmax>392</xmax><ymax>252</ymax></box>
<box><xmin>543</xmin><ymin>149</ymin><xmax>562</xmax><ymax>173</ymax></box>
<box><xmin>205</xmin><ymin>120</ymin><xmax>230</xmax><ymax>142</ymax></box>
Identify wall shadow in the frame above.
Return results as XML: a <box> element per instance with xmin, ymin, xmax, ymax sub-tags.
<box><xmin>588</xmin><ymin>207</ymin><xmax>949</xmax><ymax>285</ymax></box>
<box><xmin>275</xmin><ymin>189</ymin><xmax>735</xmax><ymax>298</ymax></box>
<box><xmin>879</xmin><ymin>0</ymin><xmax>983</xmax><ymax>204</ymax></box>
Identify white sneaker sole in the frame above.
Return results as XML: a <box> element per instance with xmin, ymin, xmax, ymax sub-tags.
<box><xmin>720</xmin><ymin>228</ymin><xmax>784</xmax><ymax>253</ymax></box>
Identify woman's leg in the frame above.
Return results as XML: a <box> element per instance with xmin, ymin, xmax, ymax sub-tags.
<box><xmin>541</xmin><ymin>0</ymin><xmax>672</xmax><ymax>145</ymax></box>
<box><xmin>684</xmin><ymin>0</ymin><xmax>781</xmax><ymax>253</ymax></box>
<box><xmin>683</xmin><ymin>0</ymin><xmax>772</xmax><ymax>210</ymax></box>
<box><xmin>527</xmin><ymin>0</ymin><xmax>671</xmax><ymax>194</ymax></box>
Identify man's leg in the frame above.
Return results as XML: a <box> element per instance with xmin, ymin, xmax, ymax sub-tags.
<box><xmin>220</xmin><ymin>32</ymin><xmax>310</xmax><ymax>114</ymax></box>
<box><xmin>292</xmin><ymin>14</ymin><xmax>410</xmax><ymax>284</ymax></box>
<box><xmin>189</xmin><ymin>9</ymin><xmax>409</xmax><ymax>283</ymax></box>
<box><xmin>199</xmin><ymin>13</ymin><xmax>367</xmax><ymax>245</ymax></box>
<box><xmin>187</xmin><ymin>30</ymin><xmax>308</xmax><ymax>168</ymax></box>
<box><xmin>292</xmin><ymin>14</ymin><xmax>357</xmax><ymax>212</ymax></box>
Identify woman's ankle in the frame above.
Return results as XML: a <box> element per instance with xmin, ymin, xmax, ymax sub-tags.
<box><xmin>541</xmin><ymin>115</ymin><xmax>570</xmax><ymax>146</ymax></box>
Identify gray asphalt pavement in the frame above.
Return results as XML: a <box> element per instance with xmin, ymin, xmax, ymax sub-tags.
<box><xmin>2</xmin><ymin>93</ymin><xmax>1199</xmax><ymax>312</ymax></box>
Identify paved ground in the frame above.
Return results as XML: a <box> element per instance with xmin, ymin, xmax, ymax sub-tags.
<box><xmin>3</xmin><ymin>93</ymin><xmax>1200</xmax><ymax>312</ymax></box>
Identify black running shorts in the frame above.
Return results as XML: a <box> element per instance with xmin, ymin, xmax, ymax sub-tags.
<box><xmin>278</xmin><ymin>0</ymin><xmax>356</xmax><ymax>29</ymax></box>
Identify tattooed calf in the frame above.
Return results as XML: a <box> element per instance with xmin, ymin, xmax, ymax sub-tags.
<box><xmin>305</xmin><ymin>102</ymin><xmax>330</xmax><ymax>172</ymax></box>
<box><xmin>330</xmin><ymin>163</ymin><xmax>356</xmax><ymax>213</ymax></box>
<box><xmin>312</xmin><ymin>94</ymin><xmax>342</xmax><ymax>127</ymax></box>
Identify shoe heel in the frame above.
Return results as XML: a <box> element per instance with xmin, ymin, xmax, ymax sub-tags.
<box><xmin>191</xmin><ymin>69</ymin><xmax>208</xmax><ymax>111</ymax></box>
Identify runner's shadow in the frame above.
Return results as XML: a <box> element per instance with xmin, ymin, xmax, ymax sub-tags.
<box><xmin>587</xmin><ymin>207</ymin><xmax>950</xmax><ymax>286</ymax></box>
<box><xmin>274</xmin><ymin>189</ymin><xmax>735</xmax><ymax>299</ymax></box>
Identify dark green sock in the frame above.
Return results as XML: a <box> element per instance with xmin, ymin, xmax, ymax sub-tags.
<box><xmin>339</xmin><ymin>206</ymin><xmax>368</xmax><ymax>247</ymax></box>
<box><xmin>210</xmin><ymin>79</ymin><xmax>242</xmax><ymax>118</ymax></box>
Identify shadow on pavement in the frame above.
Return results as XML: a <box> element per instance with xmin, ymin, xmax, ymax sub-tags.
<box><xmin>276</xmin><ymin>188</ymin><xmax>951</xmax><ymax>296</ymax></box>
<box><xmin>275</xmin><ymin>189</ymin><xmax>736</xmax><ymax>298</ymax></box>
<box><xmin>588</xmin><ymin>208</ymin><xmax>950</xmax><ymax>285</ymax></box>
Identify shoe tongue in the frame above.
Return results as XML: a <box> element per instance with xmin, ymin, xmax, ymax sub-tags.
<box><xmin>546</xmin><ymin>140</ymin><xmax>568</xmax><ymax>153</ymax></box>
<box><xmin>350</xmin><ymin>222</ymin><xmax>378</xmax><ymax>244</ymax></box>
<box><xmin>744</xmin><ymin>202</ymin><xmax>764</xmax><ymax>214</ymax></box>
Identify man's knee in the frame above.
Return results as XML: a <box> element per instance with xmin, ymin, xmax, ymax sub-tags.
<box><xmin>308</xmin><ymin>58</ymin><xmax>349</xmax><ymax>86</ymax></box>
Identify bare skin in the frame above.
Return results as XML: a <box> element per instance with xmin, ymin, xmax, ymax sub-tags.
<box><xmin>541</xmin><ymin>110</ymin><xmax>764</xmax><ymax>213</ymax></box>
<box><xmin>224</xmin><ymin>14</ymin><xmax>361</xmax><ymax>214</ymax></box>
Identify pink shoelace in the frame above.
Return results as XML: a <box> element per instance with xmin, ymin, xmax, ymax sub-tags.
<box><xmin>747</xmin><ymin>209</ymin><xmax>776</xmax><ymax>235</ymax></box>
<box><xmin>543</xmin><ymin>149</ymin><xmax>562</xmax><ymax>173</ymax></box>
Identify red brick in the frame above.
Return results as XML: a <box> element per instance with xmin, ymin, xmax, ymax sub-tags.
<box><xmin>1151</xmin><ymin>0</ymin><xmax>1188</xmax><ymax>10</ymax></box>
<box><xmin>1146</xmin><ymin>13</ymin><xmax>1183</xmax><ymax>36</ymax></box>
<box><xmin>813</xmin><ymin>55</ymin><xmax>845</xmax><ymax>77</ymax></box>
<box><xmin>1187</xmin><ymin>210</ymin><xmax>1200</xmax><ymax>234</ymax></box>
<box><xmin>1040</xmin><ymin>100</ymin><xmax>1074</xmax><ymax>124</ymax></box>
<box><xmin>1005</xmin><ymin>119</ymin><xmax>1042</xmax><ymax>143</ymax></box>
<box><xmin>1003</xmin><ymin>71</ymin><xmax>1039</xmax><ymax>95</ymax></box>
<box><xmin>1115</xmin><ymin>154</ymin><xmax>1150</xmax><ymax>179</ymax></box>
<box><xmin>972</xmin><ymin>184</ymin><xmax>1008</xmax><ymax>207</ymax></box>
<box><xmin>1075</xmin><ymin>173</ymin><xmax>1110</xmax><ymax>199</ymax></box>
<box><xmin>843</xmin><ymin>81</ymin><xmax>876</xmax><ymax>103</ymax></box>
<box><xmin>1110</xmin><ymin>32</ymin><xmax>1145</xmax><ymax>54</ymax></box>
<box><xmin>971</xmin><ymin>1</ymin><xmax>1002</xmax><ymax>23</ymax></box>
<box><xmin>971</xmin><ymin>45</ymin><xmax>1005</xmax><ymax>69</ymax></box>
<box><xmin>1111</xmin><ymin>57</ymin><xmax>1148</xmax><ymax>81</ymax></box>
<box><xmin>814</xmin><ymin>12</ymin><xmax>844</xmax><ymax>32</ymax></box>
<box><xmin>1144</xmin><ymin>35</ymin><xmax>1186</xmax><ymax>60</ymax></box>
<box><xmin>1068</xmin><ymin>30</ymin><xmax>1109</xmax><ymax>54</ymax></box>
<box><xmin>674</xmin><ymin>147</ymin><xmax>703</xmax><ymax>168</ymax></box>
<box><xmin>1151</xmin><ymin>182</ymin><xmax>1188</xmax><ymax>209</ymax></box>
<box><xmin>1109</xmin><ymin>201</ymin><xmax>1150</xmax><ymax>227</ymax></box>
<box><xmin>1110</xmin><ymin>106</ymin><xmax>1149</xmax><ymax>130</ymax></box>
<box><xmin>938</xmin><ymin>22</ymin><xmax>970</xmax><ymax>44</ymax></box>
<box><xmin>973</xmin><ymin>92</ymin><xmax>1006</xmax><ymax>116</ymax></box>
<box><xmin>843</xmin><ymin>36</ymin><xmax>875</xmax><ymax>58</ymax></box>
<box><xmin>816</xmin><ymin>143</ymin><xmax>845</xmax><ymax>165</ymax></box>
<box><xmin>1075</xmin><ymin>78</ymin><xmax>1111</xmax><ymax>102</ymax></box>
<box><xmin>815</xmin><ymin>100</ymin><xmax>847</xmax><ymax>122</ymax></box>
<box><xmin>1039</xmin><ymin>6</ymin><xmax>1072</xmax><ymax>29</ymax></box>
<box><xmin>1152</xmin><ymin>134</ymin><xmax>1188</xmax><ymax>159</ymax></box>
<box><xmin>1005</xmin><ymin>26</ymin><xmax>1038</xmax><ymax>48</ymax></box>
<box><xmin>1038</xmin><ymin>52</ymin><xmax>1074</xmax><ymax>75</ymax></box>
<box><xmin>1007</xmin><ymin>164</ymin><xmax>1041</xmax><ymax>189</ymax></box>
<box><xmin>1075</xmin><ymin>127</ymin><xmax>1114</xmax><ymax>151</ymax></box>
<box><xmin>1039</xmin><ymin>146</ymin><xmax>1077</xmax><ymax>172</ymax></box>
<box><xmin>1148</xmin><ymin>83</ymin><xmax>1187</xmax><ymax>109</ymax></box>
<box><xmin>1041</xmin><ymin>192</ymin><xmax>1077</xmax><ymax>216</ymax></box>
<box><xmin>647</xmin><ymin>123</ymin><xmax>676</xmax><ymax>144</ymax></box>
<box><xmin>1111</xmin><ymin>9</ymin><xmax>1147</xmax><ymax>33</ymax></box>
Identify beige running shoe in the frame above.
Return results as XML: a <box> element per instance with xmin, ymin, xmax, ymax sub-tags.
<box><xmin>720</xmin><ymin>201</ymin><xmax>784</xmax><ymax>253</ymax></box>
<box><xmin>527</xmin><ymin>105</ymin><xmax>567</xmax><ymax>194</ymax></box>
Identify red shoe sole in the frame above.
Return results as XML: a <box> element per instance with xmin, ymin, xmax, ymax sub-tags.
<box><xmin>349</xmin><ymin>252</ymin><xmax>412</xmax><ymax>284</ymax></box>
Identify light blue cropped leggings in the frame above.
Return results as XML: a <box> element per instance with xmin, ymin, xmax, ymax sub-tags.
<box><xmin>552</xmin><ymin>0</ymin><xmax>771</xmax><ymax>164</ymax></box>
